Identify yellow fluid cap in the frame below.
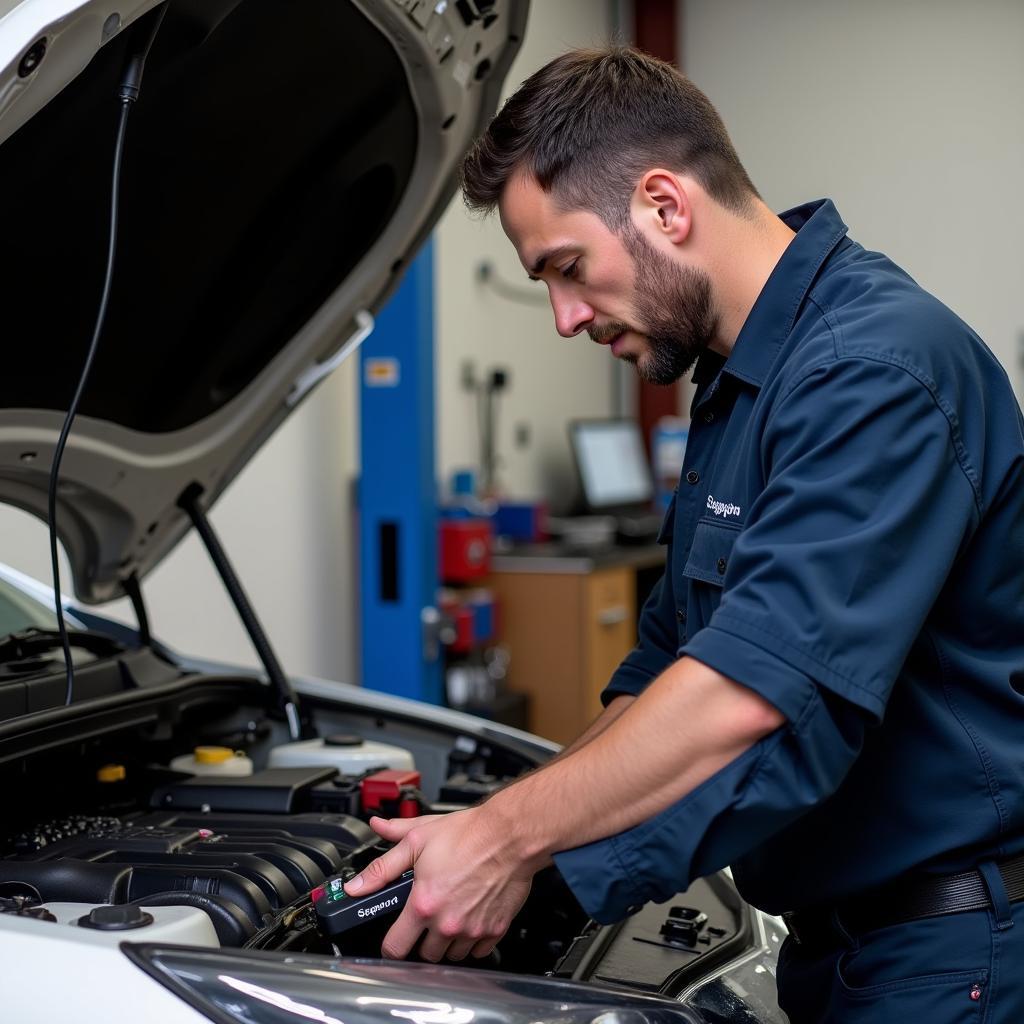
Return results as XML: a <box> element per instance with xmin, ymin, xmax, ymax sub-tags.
<box><xmin>194</xmin><ymin>746</ymin><xmax>235</xmax><ymax>764</ymax></box>
<box><xmin>97</xmin><ymin>764</ymin><xmax>126</xmax><ymax>783</ymax></box>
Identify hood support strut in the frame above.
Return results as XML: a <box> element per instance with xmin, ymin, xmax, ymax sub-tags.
<box><xmin>178</xmin><ymin>484</ymin><xmax>306</xmax><ymax>741</ymax></box>
<box><xmin>123</xmin><ymin>573</ymin><xmax>151</xmax><ymax>648</ymax></box>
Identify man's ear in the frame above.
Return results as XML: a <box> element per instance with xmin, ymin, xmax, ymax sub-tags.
<box><xmin>633</xmin><ymin>170</ymin><xmax>692</xmax><ymax>245</ymax></box>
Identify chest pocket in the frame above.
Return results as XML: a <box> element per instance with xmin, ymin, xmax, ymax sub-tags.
<box><xmin>682</xmin><ymin>518</ymin><xmax>741</xmax><ymax>587</ymax></box>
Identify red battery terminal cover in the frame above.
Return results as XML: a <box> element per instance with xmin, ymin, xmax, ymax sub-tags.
<box><xmin>398</xmin><ymin>787</ymin><xmax>422</xmax><ymax>818</ymax></box>
<box><xmin>361</xmin><ymin>769</ymin><xmax>422</xmax><ymax>813</ymax></box>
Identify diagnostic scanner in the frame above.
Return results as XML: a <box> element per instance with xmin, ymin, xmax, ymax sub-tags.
<box><xmin>313</xmin><ymin>870</ymin><xmax>414</xmax><ymax>938</ymax></box>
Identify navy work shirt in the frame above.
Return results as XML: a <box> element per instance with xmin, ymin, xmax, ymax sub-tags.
<box><xmin>553</xmin><ymin>200</ymin><xmax>1024</xmax><ymax>921</ymax></box>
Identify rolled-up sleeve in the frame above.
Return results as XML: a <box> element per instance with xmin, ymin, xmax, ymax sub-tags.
<box><xmin>556</xmin><ymin>356</ymin><xmax>980</xmax><ymax>921</ymax></box>
<box><xmin>692</xmin><ymin>355</ymin><xmax>979</xmax><ymax>721</ymax></box>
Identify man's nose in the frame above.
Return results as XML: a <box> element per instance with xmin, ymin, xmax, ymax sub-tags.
<box><xmin>551</xmin><ymin>292</ymin><xmax>594</xmax><ymax>338</ymax></box>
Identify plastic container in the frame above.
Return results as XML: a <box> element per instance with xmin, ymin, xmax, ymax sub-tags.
<box><xmin>169</xmin><ymin>746</ymin><xmax>254</xmax><ymax>777</ymax></box>
<box><xmin>38</xmin><ymin>903</ymin><xmax>219</xmax><ymax>948</ymax></box>
<box><xmin>440</xmin><ymin>517</ymin><xmax>492</xmax><ymax>582</ymax></box>
<box><xmin>267</xmin><ymin>735</ymin><xmax>414</xmax><ymax>774</ymax></box>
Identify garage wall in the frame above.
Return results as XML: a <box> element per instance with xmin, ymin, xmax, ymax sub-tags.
<box><xmin>435</xmin><ymin>0</ymin><xmax>626</xmax><ymax>512</ymax></box>
<box><xmin>680</xmin><ymin>0</ymin><xmax>1024</xmax><ymax>398</ymax></box>
<box><xmin>0</xmin><ymin>365</ymin><xmax>360</xmax><ymax>683</ymax></box>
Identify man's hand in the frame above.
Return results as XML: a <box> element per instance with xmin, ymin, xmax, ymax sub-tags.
<box><xmin>343</xmin><ymin>807</ymin><xmax>542</xmax><ymax>962</ymax></box>
<box><xmin>342</xmin><ymin>660</ymin><xmax>783</xmax><ymax>962</ymax></box>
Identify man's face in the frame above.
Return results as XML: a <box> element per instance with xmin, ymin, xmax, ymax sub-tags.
<box><xmin>498</xmin><ymin>172</ymin><xmax>718</xmax><ymax>384</ymax></box>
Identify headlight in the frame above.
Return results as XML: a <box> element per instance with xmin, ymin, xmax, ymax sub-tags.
<box><xmin>124</xmin><ymin>945</ymin><xmax>705</xmax><ymax>1024</ymax></box>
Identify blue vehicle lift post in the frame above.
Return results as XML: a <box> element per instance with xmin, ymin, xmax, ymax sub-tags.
<box><xmin>358</xmin><ymin>245</ymin><xmax>442</xmax><ymax>703</ymax></box>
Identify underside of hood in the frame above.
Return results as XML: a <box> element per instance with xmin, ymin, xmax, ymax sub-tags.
<box><xmin>0</xmin><ymin>0</ymin><xmax>526</xmax><ymax>601</ymax></box>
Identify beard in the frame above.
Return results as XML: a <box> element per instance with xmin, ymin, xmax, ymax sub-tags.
<box><xmin>589</xmin><ymin>223</ymin><xmax>718</xmax><ymax>386</ymax></box>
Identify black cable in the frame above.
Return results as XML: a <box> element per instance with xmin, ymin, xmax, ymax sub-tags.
<box><xmin>473</xmin><ymin>369</ymin><xmax>508</xmax><ymax>495</ymax></box>
<box><xmin>0</xmin><ymin>882</ymin><xmax>44</xmax><ymax>907</ymax></box>
<box><xmin>50</xmin><ymin>98</ymin><xmax>133</xmax><ymax>707</ymax></box>
<box><xmin>50</xmin><ymin>4</ymin><xmax>168</xmax><ymax>707</ymax></box>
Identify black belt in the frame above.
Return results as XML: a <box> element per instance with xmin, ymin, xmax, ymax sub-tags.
<box><xmin>782</xmin><ymin>852</ymin><xmax>1024</xmax><ymax>949</ymax></box>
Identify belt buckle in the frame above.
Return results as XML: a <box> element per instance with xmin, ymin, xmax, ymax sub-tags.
<box><xmin>781</xmin><ymin>911</ymin><xmax>803</xmax><ymax>945</ymax></box>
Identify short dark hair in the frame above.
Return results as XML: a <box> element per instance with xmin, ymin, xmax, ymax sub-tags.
<box><xmin>461</xmin><ymin>46</ymin><xmax>759</xmax><ymax>229</ymax></box>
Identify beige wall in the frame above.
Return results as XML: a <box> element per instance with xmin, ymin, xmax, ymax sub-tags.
<box><xmin>0</xmin><ymin>363</ymin><xmax>360</xmax><ymax>682</ymax></box>
<box><xmin>435</xmin><ymin>0</ymin><xmax>626</xmax><ymax>512</ymax></box>
<box><xmin>681</xmin><ymin>0</ymin><xmax>1024</xmax><ymax>398</ymax></box>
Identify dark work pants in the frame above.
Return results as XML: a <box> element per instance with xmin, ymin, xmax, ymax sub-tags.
<box><xmin>776</xmin><ymin>869</ymin><xmax>1024</xmax><ymax>1023</ymax></box>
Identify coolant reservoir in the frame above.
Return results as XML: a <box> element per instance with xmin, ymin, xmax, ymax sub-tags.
<box><xmin>267</xmin><ymin>734</ymin><xmax>414</xmax><ymax>773</ymax></box>
<box><xmin>169</xmin><ymin>746</ymin><xmax>254</xmax><ymax>777</ymax></box>
<box><xmin>37</xmin><ymin>903</ymin><xmax>219</xmax><ymax>947</ymax></box>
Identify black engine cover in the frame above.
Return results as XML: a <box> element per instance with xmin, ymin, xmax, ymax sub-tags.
<box><xmin>1</xmin><ymin>809</ymin><xmax>376</xmax><ymax>945</ymax></box>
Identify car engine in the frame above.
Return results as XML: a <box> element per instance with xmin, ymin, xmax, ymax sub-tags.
<box><xmin>0</xmin><ymin>678</ymin><xmax>758</xmax><ymax>999</ymax></box>
<box><xmin>0</xmin><ymin>732</ymin><xmax>592</xmax><ymax>973</ymax></box>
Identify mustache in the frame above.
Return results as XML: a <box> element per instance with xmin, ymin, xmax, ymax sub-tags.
<box><xmin>588</xmin><ymin>321</ymin><xmax>634</xmax><ymax>344</ymax></box>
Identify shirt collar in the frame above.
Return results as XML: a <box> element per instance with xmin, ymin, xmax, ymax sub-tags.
<box><xmin>708</xmin><ymin>198</ymin><xmax>849</xmax><ymax>389</ymax></box>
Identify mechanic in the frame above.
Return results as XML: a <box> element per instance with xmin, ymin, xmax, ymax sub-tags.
<box><xmin>344</xmin><ymin>47</ymin><xmax>1024</xmax><ymax>1021</ymax></box>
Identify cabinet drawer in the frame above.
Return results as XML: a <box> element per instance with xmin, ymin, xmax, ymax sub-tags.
<box><xmin>487</xmin><ymin>560</ymin><xmax>648</xmax><ymax>746</ymax></box>
<box><xmin>486</xmin><ymin>572</ymin><xmax>584</xmax><ymax>745</ymax></box>
<box><xmin>582</xmin><ymin>567</ymin><xmax>636</xmax><ymax>722</ymax></box>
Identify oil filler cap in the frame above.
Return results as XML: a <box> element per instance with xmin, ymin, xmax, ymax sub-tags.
<box><xmin>78</xmin><ymin>905</ymin><xmax>154</xmax><ymax>931</ymax></box>
<box><xmin>193</xmin><ymin>745</ymin><xmax>235</xmax><ymax>764</ymax></box>
<box><xmin>96</xmin><ymin>763</ymin><xmax>126</xmax><ymax>782</ymax></box>
<box><xmin>324</xmin><ymin>734</ymin><xmax>364</xmax><ymax>748</ymax></box>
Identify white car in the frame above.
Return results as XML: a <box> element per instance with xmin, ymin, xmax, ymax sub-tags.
<box><xmin>0</xmin><ymin>2</ymin><xmax>784</xmax><ymax>1021</ymax></box>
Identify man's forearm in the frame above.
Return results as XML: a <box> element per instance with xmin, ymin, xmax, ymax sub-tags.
<box><xmin>484</xmin><ymin>657</ymin><xmax>785</xmax><ymax>868</ymax></box>
<box><xmin>552</xmin><ymin>693</ymin><xmax>636</xmax><ymax>761</ymax></box>
<box><xmin>479</xmin><ymin>696</ymin><xmax>636</xmax><ymax>805</ymax></box>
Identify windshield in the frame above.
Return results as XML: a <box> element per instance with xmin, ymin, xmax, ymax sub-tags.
<box><xmin>0</xmin><ymin>573</ymin><xmax>59</xmax><ymax>639</ymax></box>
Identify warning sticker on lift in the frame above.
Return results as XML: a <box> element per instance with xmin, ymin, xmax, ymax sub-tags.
<box><xmin>365</xmin><ymin>358</ymin><xmax>400</xmax><ymax>387</ymax></box>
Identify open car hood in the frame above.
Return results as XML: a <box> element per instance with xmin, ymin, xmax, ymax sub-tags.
<box><xmin>0</xmin><ymin>0</ymin><xmax>526</xmax><ymax>602</ymax></box>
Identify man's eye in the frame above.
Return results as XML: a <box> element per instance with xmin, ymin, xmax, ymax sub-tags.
<box><xmin>560</xmin><ymin>259</ymin><xmax>580</xmax><ymax>280</ymax></box>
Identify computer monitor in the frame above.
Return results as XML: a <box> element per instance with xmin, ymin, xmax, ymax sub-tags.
<box><xmin>569</xmin><ymin>419</ymin><xmax>655</xmax><ymax>512</ymax></box>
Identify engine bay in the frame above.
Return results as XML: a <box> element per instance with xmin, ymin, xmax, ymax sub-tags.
<box><xmin>0</xmin><ymin>671</ymin><xmax>753</xmax><ymax>996</ymax></box>
<box><xmin>2</xmin><ymin>763</ymin><xmax>585</xmax><ymax>972</ymax></box>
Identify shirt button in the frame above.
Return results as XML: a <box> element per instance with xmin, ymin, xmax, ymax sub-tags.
<box><xmin>686</xmin><ymin>470</ymin><xmax>700</xmax><ymax>485</ymax></box>
<box><xmin>703</xmin><ymin>411</ymin><xmax>715</xmax><ymax>424</ymax></box>
<box><xmin>676</xmin><ymin>608</ymin><xmax>686</xmax><ymax>623</ymax></box>
<box><xmin>716</xmin><ymin>558</ymin><xmax>727</xmax><ymax>574</ymax></box>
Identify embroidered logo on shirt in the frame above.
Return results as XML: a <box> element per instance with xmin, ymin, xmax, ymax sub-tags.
<box><xmin>707</xmin><ymin>495</ymin><xmax>742</xmax><ymax>519</ymax></box>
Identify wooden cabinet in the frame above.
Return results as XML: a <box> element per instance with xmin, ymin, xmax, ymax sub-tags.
<box><xmin>487</xmin><ymin>548</ymin><xmax>664</xmax><ymax>745</ymax></box>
